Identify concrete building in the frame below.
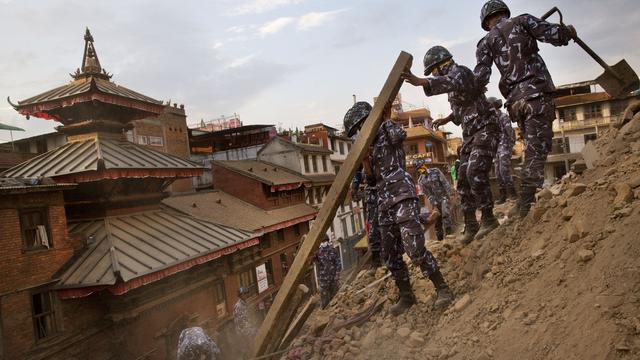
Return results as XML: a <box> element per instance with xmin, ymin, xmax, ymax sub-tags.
<box><xmin>544</xmin><ymin>81</ymin><xmax>640</xmax><ymax>183</ymax></box>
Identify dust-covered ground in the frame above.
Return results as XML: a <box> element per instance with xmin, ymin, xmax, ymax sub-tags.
<box><xmin>282</xmin><ymin>110</ymin><xmax>640</xmax><ymax>360</ymax></box>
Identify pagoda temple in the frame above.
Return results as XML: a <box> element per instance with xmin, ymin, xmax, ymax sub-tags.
<box><xmin>1</xmin><ymin>29</ymin><xmax>262</xmax><ymax>360</ymax></box>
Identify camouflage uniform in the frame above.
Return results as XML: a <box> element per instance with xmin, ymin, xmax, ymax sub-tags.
<box><xmin>351</xmin><ymin>169</ymin><xmax>381</xmax><ymax>254</ymax></box>
<box><xmin>418</xmin><ymin>168</ymin><xmax>453</xmax><ymax>240</ymax></box>
<box><xmin>233</xmin><ymin>298</ymin><xmax>256</xmax><ymax>339</ymax></box>
<box><xmin>494</xmin><ymin>109</ymin><xmax>515</xmax><ymax>189</ymax></box>
<box><xmin>371</xmin><ymin>120</ymin><xmax>440</xmax><ymax>282</ymax></box>
<box><xmin>314</xmin><ymin>240</ymin><xmax>341</xmax><ymax>308</ymax></box>
<box><xmin>424</xmin><ymin>62</ymin><xmax>500</xmax><ymax>213</ymax></box>
<box><xmin>177</xmin><ymin>327</ymin><xmax>221</xmax><ymax>360</ymax></box>
<box><xmin>475</xmin><ymin>14</ymin><xmax>572</xmax><ymax>189</ymax></box>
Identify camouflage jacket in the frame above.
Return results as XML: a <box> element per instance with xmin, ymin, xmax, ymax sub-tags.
<box><xmin>351</xmin><ymin>168</ymin><xmax>378</xmax><ymax>205</ymax></box>
<box><xmin>314</xmin><ymin>241</ymin><xmax>341</xmax><ymax>285</ymax></box>
<box><xmin>424</xmin><ymin>62</ymin><xmax>497</xmax><ymax>139</ymax></box>
<box><xmin>369</xmin><ymin>120</ymin><xmax>418</xmax><ymax>211</ymax></box>
<box><xmin>233</xmin><ymin>299</ymin><xmax>256</xmax><ymax>338</ymax></box>
<box><xmin>475</xmin><ymin>14</ymin><xmax>573</xmax><ymax>104</ymax></box>
<box><xmin>177</xmin><ymin>327</ymin><xmax>221</xmax><ymax>360</ymax></box>
<box><xmin>418</xmin><ymin>168</ymin><xmax>452</xmax><ymax>206</ymax></box>
<box><xmin>496</xmin><ymin>110</ymin><xmax>515</xmax><ymax>147</ymax></box>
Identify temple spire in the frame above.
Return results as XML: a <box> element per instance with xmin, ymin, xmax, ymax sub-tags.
<box><xmin>71</xmin><ymin>28</ymin><xmax>112</xmax><ymax>80</ymax></box>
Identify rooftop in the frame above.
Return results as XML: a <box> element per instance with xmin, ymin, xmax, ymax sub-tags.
<box><xmin>163</xmin><ymin>190</ymin><xmax>317</xmax><ymax>232</ymax></box>
<box><xmin>213</xmin><ymin>159</ymin><xmax>310</xmax><ymax>187</ymax></box>
<box><xmin>0</xmin><ymin>177</ymin><xmax>76</xmax><ymax>195</ymax></box>
<box><xmin>555</xmin><ymin>92</ymin><xmax>612</xmax><ymax>108</ymax></box>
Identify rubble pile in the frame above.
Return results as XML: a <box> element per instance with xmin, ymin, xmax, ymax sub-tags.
<box><xmin>283</xmin><ymin>110</ymin><xmax>640</xmax><ymax>359</ymax></box>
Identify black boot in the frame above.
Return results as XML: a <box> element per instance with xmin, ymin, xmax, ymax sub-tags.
<box><xmin>518</xmin><ymin>186</ymin><xmax>536</xmax><ymax>218</ymax></box>
<box><xmin>458</xmin><ymin>209</ymin><xmax>479</xmax><ymax>245</ymax></box>
<box><xmin>429</xmin><ymin>270</ymin><xmax>454</xmax><ymax>309</ymax></box>
<box><xmin>390</xmin><ymin>278</ymin><xmax>416</xmax><ymax>316</ymax></box>
<box><xmin>475</xmin><ymin>207</ymin><xmax>499</xmax><ymax>240</ymax></box>
<box><xmin>507</xmin><ymin>185</ymin><xmax>518</xmax><ymax>200</ymax></box>
<box><xmin>495</xmin><ymin>188</ymin><xmax>507</xmax><ymax>205</ymax></box>
<box><xmin>366</xmin><ymin>250</ymin><xmax>382</xmax><ymax>276</ymax></box>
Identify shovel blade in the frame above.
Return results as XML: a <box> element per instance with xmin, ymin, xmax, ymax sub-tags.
<box><xmin>596</xmin><ymin>59</ymin><xmax>639</xmax><ymax>99</ymax></box>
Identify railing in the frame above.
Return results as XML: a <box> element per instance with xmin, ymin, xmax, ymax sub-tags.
<box><xmin>553</xmin><ymin>115</ymin><xmax>617</xmax><ymax>132</ymax></box>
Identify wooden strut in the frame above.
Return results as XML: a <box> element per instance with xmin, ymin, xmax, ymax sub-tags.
<box><xmin>250</xmin><ymin>51</ymin><xmax>413</xmax><ymax>357</ymax></box>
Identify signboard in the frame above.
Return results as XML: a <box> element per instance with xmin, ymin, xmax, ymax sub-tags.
<box><xmin>256</xmin><ymin>264</ymin><xmax>269</xmax><ymax>294</ymax></box>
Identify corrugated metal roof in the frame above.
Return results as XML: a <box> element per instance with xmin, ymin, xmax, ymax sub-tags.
<box><xmin>58</xmin><ymin>209</ymin><xmax>256</xmax><ymax>288</ymax></box>
<box><xmin>2</xmin><ymin>138</ymin><xmax>200</xmax><ymax>178</ymax></box>
<box><xmin>17</xmin><ymin>77</ymin><xmax>162</xmax><ymax>106</ymax></box>
<box><xmin>214</xmin><ymin>159</ymin><xmax>310</xmax><ymax>186</ymax></box>
<box><xmin>163</xmin><ymin>190</ymin><xmax>317</xmax><ymax>232</ymax></box>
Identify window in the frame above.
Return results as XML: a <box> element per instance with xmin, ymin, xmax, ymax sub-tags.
<box><xmin>584</xmin><ymin>133</ymin><xmax>597</xmax><ymax>144</ymax></box>
<box><xmin>584</xmin><ymin>104</ymin><xmax>602</xmax><ymax>120</ymax></box>
<box><xmin>559</xmin><ymin>108</ymin><xmax>577</xmax><ymax>122</ymax></box>
<box><xmin>265</xmin><ymin>259</ymin><xmax>275</xmax><ymax>286</ymax></box>
<box><xmin>315</xmin><ymin>187</ymin><xmax>323</xmax><ymax>204</ymax></box>
<box><xmin>341</xmin><ymin>217</ymin><xmax>348</xmax><ymax>237</ymax></box>
<box><xmin>331</xmin><ymin>138</ymin><xmax>337</xmax><ymax>151</ymax></box>
<box><xmin>303</xmin><ymin>155</ymin><xmax>310</xmax><ymax>173</ymax></box>
<box><xmin>277</xmin><ymin>229</ymin><xmax>285</xmax><ymax>242</ymax></box>
<box><xmin>239</xmin><ymin>268</ymin><xmax>258</xmax><ymax>296</ymax></box>
<box><xmin>148</xmin><ymin>136</ymin><xmax>164</xmax><ymax>146</ymax></box>
<box><xmin>321</xmin><ymin>156</ymin><xmax>327</xmax><ymax>172</ymax></box>
<box><xmin>334</xmin><ymin>165</ymin><xmax>341</xmax><ymax>174</ymax></box>
<box><xmin>280</xmin><ymin>253</ymin><xmax>289</xmax><ymax>275</ymax></box>
<box><xmin>350</xmin><ymin>214</ymin><xmax>356</xmax><ymax>235</ymax></box>
<box><xmin>294</xmin><ymin>223</ymin><xmax>301</xmax><ymax>236</ymax></box>
<box><xmin>137</xmin><ymin>135</ymin><xmax>148</xmax><ymax>145</ymax></box>
<box><xmin>405</xmin><ymin>144</ymin><xmax>419</xmax><ymax>155</ymax></box>
<box><xmin>31</xmin><ymin>291</ymin><xmax>58</xmax><ymax>340</ymax></box>
<box><xmin>125</xmin><ymin>130</ymin><xmax>134</xmax><ymax>143</ymax></box>
<box><xmin>259</xmin><ymin>234</ymin><xmax>271</xmax><ymax>249</ymax></box>
<box><xmin>347</xmin><ymin>143</ymin><xmax>352</xmax><ymax>152</ymax></box>
<box><xmin>338</xmin><ymin>142</ymin><xmax>345</xmax><ymax>155</ymax></box>
<box><xmin>307</xmin><ymin>189</ymin><xmax>314</xmax><ymax>205</ymax></box>
<box><xmin>213</xmin><ymin>280</ymin><xmax>227</xmax><ymax>317</ymax></box>
<box><xmin>36</xmin><ymin>139</ymin><xmax>47</xmax><ymax>153</ymax></box>
<box><xmin>19</xmin><ymin>208</ymin><xmax>51</xmax><ymax>251</ymax></box>
<box><xmin>312</xmin><ymin>156</ymin><xmax>318</xmax><ymax>173</ymax></box>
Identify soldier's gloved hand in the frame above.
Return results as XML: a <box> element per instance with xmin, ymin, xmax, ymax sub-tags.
<box><xmin>432</xmin><ymin>117</ymin><xmax>450</xmax><ymax>130</ymax></box>
<box><xmin>566</xmin><ymin>25</ymin><xmax>577</xmax><ymax>39</ymax></box>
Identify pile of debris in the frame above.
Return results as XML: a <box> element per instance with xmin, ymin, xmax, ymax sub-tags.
<box><xmin>281</xmin><ymin>107</ymin><xmax>640</xmax><ymax>360</ymax></box>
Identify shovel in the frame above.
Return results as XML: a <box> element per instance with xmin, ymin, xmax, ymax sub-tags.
<box><xmin>542</xmin><ymin>7</ymin><xmax>639</xmax><ymax>98</ymax></box>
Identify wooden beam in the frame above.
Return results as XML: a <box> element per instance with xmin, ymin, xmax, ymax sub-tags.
<box><xmin>250</xmin><ymin>51</ymin><xmax>413</xmax><ymax>357</ymax></box>
<box><xmin>262</xmin><ymin>284</ymin><xmax>309</xmax><ymax>356</ymax></box>
<box><xmin>279</xmin><ymin>296</ymin><xmax>318</xmax><ymax>350</ymax></box>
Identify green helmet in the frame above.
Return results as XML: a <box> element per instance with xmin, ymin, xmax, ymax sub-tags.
<box><xmin>480</xmin><ymin>0</ymin><xmax>510</xmax><ymax>31</ymax></box>
<box><xmin>423</xmin><ymin>46</ymin><xmax>453</xmax><ymax>76</ymax></box>
<box><xmin>487</xmin><ymin>96</ymin><xmax>503</xmax><ymax>109</ymax></box>
<box><xmin>344</xmin><ymin>101</ymin><xmax>372</xmax><ymax>137</ymax></box>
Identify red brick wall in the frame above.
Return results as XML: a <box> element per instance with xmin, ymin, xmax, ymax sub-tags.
<box><xmin>212</xmin><ymin>164</ymin><xmax>274</xmax><ymax>209</ymax></box>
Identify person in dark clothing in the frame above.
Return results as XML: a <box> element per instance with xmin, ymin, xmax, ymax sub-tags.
<box><xmin>314</xmin><ymin>235</ymin><xmax>341</xmax><ymax>308</ymax></box>
<box><xmin>177</xmin><ymin>327</ymin><xmax>221</xmax><ymax>360</ymax></box>
<box><xmin>403</xmin><ymin>46</ymin><xmax>500</xmax><ymax>244</ymax></box>
<box><xmin>351</xmin><ymin>168</ymin><xmax>382</xmax><ymax>275</ymax></box>
<box><xmin>488</xmin><ymin>96</ymin><xmax>517</xmax><ymax>203</ymax></box>
<box><xmin>416</xmin><ymin>160</ymin><xmax>453</xmax><ymax>240</ymax></box>
<box><xmin>343</xmin><ymin>101</ymin><xmax>453</xmax><ymax>315</ymax></box>
<box><xmin>475</xmin><ymin>0</ymin><xmax>576</xmax><ymax>216</ymax></box>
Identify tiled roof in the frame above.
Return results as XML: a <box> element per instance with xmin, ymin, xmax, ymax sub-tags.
<box><xmin>58</xmin><ymin>209</ymin><xmax>256</xmax><ymax>288</ymax></box>
<box><xmin>17</xmin><ymin>77</ymin><xmax>162</xmax><ymax>107</ymax></box>
<box><xmin>163</xmin><ymin>190</ymin><xmax>317</xmax><ymax>232</ymax></box>
<box><xmin>2</xmin><ymin>138</ymin><xmax>200</xmax><ymax>178</ymax></box>
<box><xmin>213</xmin><ymin>159</ymin><xmax>310</xmax><ymax>186</ymax></box>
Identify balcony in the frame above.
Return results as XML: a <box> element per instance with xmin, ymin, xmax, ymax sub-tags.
<box><xmin>553</xmin><ymin>115</ymin><xmax>616</xmax><ymax>132</ymax></box>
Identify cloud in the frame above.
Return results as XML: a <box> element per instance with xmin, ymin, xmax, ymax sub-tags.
<box><xmin>258</xmin><ymin>17</ymin><xmax>294</xmax><ymax>36</ymax></box>
<box><xmin>297</xmin><ymin>9</ymin><xmax>347</xmax><ymax>31</ymax></box>
<box><xmin>225</xmin><ymin>53</ymin><xmax>257</xmax><ymax>69</ymax></box>
<box><xmin>418</xmin><ymin>36</ymin><xmax>476</xmax><ymax>50</ymax></box>
<box><xmin>228</xmin><ymin>0</ymin><xmax>305</xmax><ymax>16</ymax></box>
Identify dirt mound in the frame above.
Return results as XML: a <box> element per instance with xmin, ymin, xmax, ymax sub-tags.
<box><xmin>283</xmin><ymin>113</ymin><xmax>640</xmax><ymax>360</ymax></box>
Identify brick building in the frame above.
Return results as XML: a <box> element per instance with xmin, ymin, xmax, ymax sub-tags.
<box><xmin>0</xmin><ymin>29</ymin><xmax>274</xmax><ymax>360</ymax></box>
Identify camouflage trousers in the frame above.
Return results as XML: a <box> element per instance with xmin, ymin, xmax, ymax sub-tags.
<box><xmin>508</xmin><ymin>95</ymin><xmax>555</xmax><ymax>188</ymax></box>
<box><xmin>365</xmin><ymin>200</ymin><xmax>382</xmax><ymax>253</ymax></box>
<box><xmin>431</xmin><ymin>198</ymin><xmax>453</xmax><ymax>240</ymax></box>
<box><xmin>458</xmin><ymin>125</ymin><xmax>500</xmax><ymax>212</ymax></box>
<box><xmin>494</xmin><ymin>144</ymin><xmax>514</xmax><ymax>188</ymax></box>
<box><xmin>379</xmin><ymin>198</ymin><xmax>439</xmax><ymax>281</ymax></box>
<box><xmin>319</xmin><ymin>280</ymin><xmax>338</xmax><ymax>308</ymax></box>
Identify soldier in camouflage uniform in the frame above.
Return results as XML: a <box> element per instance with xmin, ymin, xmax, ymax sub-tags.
<box><xmin>177</xmin><ymin>327</ymin><xmax>221</xmax><ymax>360</ymax></box>
<box><xmin>343</xmin><ymin>101</ymin><xmax>453</xmax><ymax>315</ymax></box>
<box><xmin>233</xmin><ymin>287</ymin><xmax>256</xmax><ymax>357</ymax></box>
<box><xmin>488</xmin><ymin>96</ymin><xmax>517</xmax><ymax>204</ymax></box>
<box><xmin>314</xmin><ymin>235</ymin><xmax>341</xmax><ymax>308</ymax></box>
<box><xmin>475</xmin><ymin>0</ymin><xmax>576</xmax><ymax>216</ymax></box>
<box><xmin>403</xmin><ymin>46</ymin><xmax>500</xmax><ymax>244</ymax></box>
<box><xmin>415</xmin><ymin>160</ymin><xmax>453</xmax><ymax>240</ymax></box>
<box><xmin>351</xmin><ymin>168</ymin><xmax>382</xmax><ymax>275</ymax></box>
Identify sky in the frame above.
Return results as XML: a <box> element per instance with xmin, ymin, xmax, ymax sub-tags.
<box><xmin>0</xmin><ymin>0</ymin><xmax>639</xmax><ymax>142</ymax></box>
